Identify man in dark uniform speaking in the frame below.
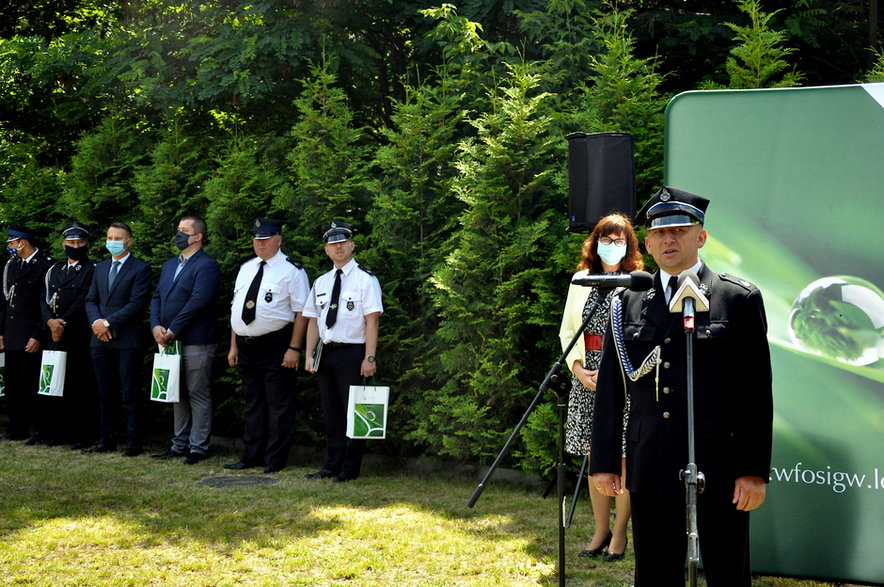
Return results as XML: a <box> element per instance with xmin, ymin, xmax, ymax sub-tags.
<box><xmin>590</xmin><ymin>187</ymin><xmax>773</xmax><ymax>586</ymax></box>
<box><xmin>226</xmin><ymin>218</ymin><xmax>309</xmax><ymax>474</ymax></box>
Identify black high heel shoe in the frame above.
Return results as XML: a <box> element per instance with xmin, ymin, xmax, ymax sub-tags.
<box><xmin>578</xmin><ymin>531</ymin><xmax>612</xmax><ymax>558</ymax></box>
<box><xmin>604</xmin><ymin>536</ymin><xmax>628</xmax><ymax>561</ymax></box>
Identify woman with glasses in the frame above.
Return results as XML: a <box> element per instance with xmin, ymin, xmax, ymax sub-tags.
<box><xmin>558</xmin><ymin>213</ymin><xmax>643</xmax><ymax>561</ymax></box>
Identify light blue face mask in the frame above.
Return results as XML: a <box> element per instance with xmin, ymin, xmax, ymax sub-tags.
<box><xmin>597</xmin><ymin>241</ymin><xmax>627</xmax><ymax>266</ymax></box>
<box><xmin>105</xmin><ymin>240</ymin><xmax>126</xmax><ymax>256</ymax></box>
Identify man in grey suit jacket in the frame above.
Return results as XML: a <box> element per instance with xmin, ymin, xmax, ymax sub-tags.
<box><xmin>84</xmin><ymin>221</ymin><xmax>152</xmax><ymax>456</ymax></box>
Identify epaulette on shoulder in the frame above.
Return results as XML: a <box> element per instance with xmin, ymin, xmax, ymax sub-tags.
<box><xmin>718</xmin><ymin>273</ymin><xmax>756</xmax><ymax>291</ymax></box>
<box><xmin>358</xmin><ymin>265</ymin><xmax>374</xmax><ymax>276</ymax></box>
<box><xmin>286</xmin><ymin>257</ymin><xmax>303</xmax><ymax>270</ymax></box>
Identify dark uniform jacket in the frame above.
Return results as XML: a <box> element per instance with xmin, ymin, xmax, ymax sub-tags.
<box><xmin>589</xmin><ymin>263</ymin><xmax>773</xmax><ymax>497</ymax></box>
<box><xmin>40</xmin><ymin>260</ymin><xmax>96</xmax><ymax>348</ymax></box>
<box><xmin>0</xmin><ymin>250</ymin><xmax>55</xmax><ymax>350</ymax></box>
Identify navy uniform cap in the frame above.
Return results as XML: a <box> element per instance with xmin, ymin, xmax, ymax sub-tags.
<box><xmin>61</xmin><ymin>222</ymin><xmax>90</xmax><ymax>241</ymax></box>
<box><xmin>252</xmin><ymin>218</ymin><xmax>284</xmax><ymax>240</ymax></box>
<box><xmin>322</xmin><ymin>221</ymin><xmax>353</xmax><ymax>243</ymax></box>
<box><xmin>637</xmin><ymin>186</ymin><xmax>710</xmax><ymax>229</ymax></box>
<box><xmin>7</xmin><ymin>223</ymin><xmax>36</xmax><ymax>242</ymax></box>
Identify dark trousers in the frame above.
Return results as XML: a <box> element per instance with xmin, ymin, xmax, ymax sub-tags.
<box><xmin>631</xmin><ymin>489</ymin><xmax>751</xmax><ymax>587</ymax></box>
<box><xmin>3</xmin><ymin>349</ymin><xmax>40</xmax><ymax>439</ymax></box>
<box><xmin>318</xmin><ymin>343</ymin><xmax>367</xmax><ymax>478</ymax></box>
<box><xmin>40</xmin><ymin>336</ymin><xmax>98</xmax><ymax>444</ymax></box>
<box><xmin>236</xmin><ymin>325</ymin><xmax>297</xmax><ymax>469</ymax></box>
<box><xmin>91</xmin><ymin>346</ymin><xmax>144</xmax><ymax>449</ymax></box>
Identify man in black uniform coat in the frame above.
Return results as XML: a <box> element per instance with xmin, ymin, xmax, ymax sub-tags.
<box><xmin>0</xmin><ymin>223</ymin><xmax>55</xmax><ymax>441</ymax></box>
<box><xmin>590</xmin><ymin>187</ymin><xmax>773</xmax><ymax>587</ymax></box>
<box><xmin>40</xmin><ymin>223</ymin><xmax>98</xmax><ymax>447</ymax></box>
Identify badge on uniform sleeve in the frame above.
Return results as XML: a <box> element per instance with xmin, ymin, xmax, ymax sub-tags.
<box><xmin>347</xmin><ymin>300</ymin><xmax>355</xmax><ymax>311</ymax></box>
<box><xmin>265</xmin><ymin>292</ymin><xmax>273</xmax><ymax>303</ymax></box>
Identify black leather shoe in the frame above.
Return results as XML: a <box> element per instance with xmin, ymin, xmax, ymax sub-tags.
<box><xmin>304</xmin><ymin>469</ymin><xmax>336</xmax><ymax>480</ymax></box>
<box><xmin>578</xmin><ymin>531</ymin><xmax>612</xmax><ymax>558</ymax></box>
<box><xmin>123</xmin><ymin>446</ymin><xmax>143</xmax><ymax>457</ymax></box>
<box><xmin>224</xmin><ymin>461</ymin><xmax>261</xmax><ymax>470</ymax></box>
<box><xmin>332</xmin><ymin>472</ymin><xmax>357</xmax><ymax>483</ymax></box>
<box><xmin>263</xmin><ymin>464</ymin><xmax>284</xmax><ymax>474</ymax></box>
<box><xmin>604</xmin><ymin>536</ymin><xmax>628</xmax><ymax>561</ymax></box>
<box><xmin>84</xmin><ymin>444</ymin><xmax>116</xmax><ymax>454</ymax></box>
<box><xmin>185</xmin><ymin>452</ymin><xmax>209</xmax><ymax>465</ymax></box>
<box><xmin>152</xmin><ymin>449</ymin><xmax>188</xmax><ymax>460</ymax></box>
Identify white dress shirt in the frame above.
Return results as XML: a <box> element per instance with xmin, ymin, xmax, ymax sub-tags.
<box><xmin>230</xmin><ymin>251</ymin><xmax>310</xmax><ymax>337</ymax></box>
<box><xmin>302</xmin><ymin>258</ymin><xmax>383</xmax><ymax>344</ymax></box>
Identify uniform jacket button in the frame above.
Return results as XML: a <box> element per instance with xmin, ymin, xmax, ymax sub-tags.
<box><xmin>663</xmin><ymin>411</ymin><xmax>671</xmax><ymax>419</ymax></box>
<box><xmin>663</xmin><ymin>361</ymin><xmax>671</xmax><ymax>369</ymax></box>
<box><xmin>663</xmin><ymin>387</ymin><xmax>671</xmax><ymax>394</ymax></box>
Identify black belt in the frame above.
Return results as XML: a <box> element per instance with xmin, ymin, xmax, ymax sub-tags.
<box><xmin>324</xmin><ymin>341</ymin><xmax>363</xmax><ymax>348</ymax></box>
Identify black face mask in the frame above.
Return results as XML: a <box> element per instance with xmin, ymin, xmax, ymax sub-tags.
<box><xmin>175</xmin><ymin>231</ymin><xmax>193</xmax><ymax>251</ymax></box>
<box><xmin>64</xmin><ymin>245</ymin><xmax>89</xmax><ymax>262</ymax></box>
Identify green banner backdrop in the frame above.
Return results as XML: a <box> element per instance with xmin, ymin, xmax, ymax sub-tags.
<box><xmin>665</xmin><ymin>83</ymin><xmax>884</xmax><ymax>584</ymax></box>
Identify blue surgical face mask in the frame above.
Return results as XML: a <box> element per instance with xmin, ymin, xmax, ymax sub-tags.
<box><xmin>105</xmin><ymin>240</ymin><xmax>126</xmax><ymax>256</ymax></box>
<box><xmin>597</xmin><ymin>241</ymin><xmax>627</xmax><ymax>266</ymax></box>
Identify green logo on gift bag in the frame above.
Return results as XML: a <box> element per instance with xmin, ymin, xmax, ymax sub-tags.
<box><xmin>152</xmin><ymin>368</ymin><xmax>170</xmax><ymax>401</ymax></box>
<box><xmin>353</xmin><ymin>403</ymin><xmax>385</xmax><ymax>437</ymax></box>
<box><xmin>39</xmin><ymin>364</ymin><xmax>54</xmax><ymax>394</ymax></box>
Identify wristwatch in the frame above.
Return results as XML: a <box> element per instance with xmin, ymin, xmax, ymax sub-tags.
<box><xmin>102</xmin><ymin>320</ymin><xmax>110</xmax><ymax>328</ymax></box>
<box><xmin>365</xmin><ymin>355</ymin><xmax>375</xmax><ymax>363</ymax></box>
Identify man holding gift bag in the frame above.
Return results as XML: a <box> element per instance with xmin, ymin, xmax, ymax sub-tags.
<box><xmin>150</xmin><ymin>216</ymin><xmax>221</xmax><ymax>465</ymax></box>
<box><xmin>0</xmin><ymin>223</ymin><xmax>54</xmax><ymax>442</ymax></box>
<box><xmin>304</xmin><ymin>221</ymin><xmax>382</xmax><ymax>483</ymax></box>
<box><xmin>40</xmin><ymin>222</ymin><xmax>98</xmax><ymax>448</ymax></box>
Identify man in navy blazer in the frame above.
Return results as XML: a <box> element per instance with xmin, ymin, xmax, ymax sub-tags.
<box><xmin>150</xmin><ymin>216</ymin><xmax>221</xmax><ymax>464</ymax></box>
<box><xmin>85</xmin><ymin>221</ymin><xmax>152</xmax><ymax>456</ymax></box>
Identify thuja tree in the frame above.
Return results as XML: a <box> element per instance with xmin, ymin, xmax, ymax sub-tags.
<box><xmin>416</xmin><ymin>63</ymin><xmax>565</xmax><ymax>462</ymax></box>
<box><xmin>362</xmin><ymin>76</ymin><xmax>467</xmax><ymax>455</ymax></box>
<box><xmin>278</xmin><ymin>57</ymin><xmax>373</xmax><ymax>277</ymax></box>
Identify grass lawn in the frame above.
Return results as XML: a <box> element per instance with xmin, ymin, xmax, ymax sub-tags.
<box><xmin>0</xmin><ymin>441</ymin><xmax>852</xmax><ymax>586</ymax></box>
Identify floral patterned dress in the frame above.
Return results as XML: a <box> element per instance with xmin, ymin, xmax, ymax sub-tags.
<box><xmin>564</xmin><ymin>286</ymin><xmax>629</xmax><ymax>457</ymax></box>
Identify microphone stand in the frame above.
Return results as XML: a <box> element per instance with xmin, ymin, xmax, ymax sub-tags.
<box><xmin>468</xmin><ymin>290</ymin><xmax>611</xmax><ymax>587</ymax></box>
<box><xmin>678</xmin><ymin>296</ymin><xmax>705</xmax><ymax>587</ymax></box>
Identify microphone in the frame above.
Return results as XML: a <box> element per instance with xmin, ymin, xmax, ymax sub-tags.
<box><xmin>668</xmin><ymin>270</ymin><xmax>709</xmax><ymax>332</ymax></box>
<box><xmin>571</xmin><ymin>270</ymin><xmax>654</xmax><ymax>291</ymax></box>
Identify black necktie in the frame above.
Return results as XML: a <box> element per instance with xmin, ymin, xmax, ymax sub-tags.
<box><xmin>325</xmin><ymin>268</ymin><xmax>343</xmax><ymax>328</ymax></box>
<box><xmin>241</xmin><ymin>260</ymin><xmax>266</xmax><ymax>324</ymax></box>
<box><xmin>108</xmin><ymin>260</ymin><xmax>121</xmax><ymax>289</ymax></box>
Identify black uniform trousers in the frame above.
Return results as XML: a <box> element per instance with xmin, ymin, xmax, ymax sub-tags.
<box><xmin>236</xmin><ymin>324</ymin><xmax>297</xmax><ymax>469</ymax></box>
<box><xmin>92</xmin><ymin>346</ymin><xmax>144</xmax><ymax>449</ymax></box>
<box><xmin>3</xmin><ymin>349</ymin><xmax>41</xmax><ymax>439</ymax></box>
<box><xmin>631</xmin><ymin>489</ymin><xmax>751</xmax><ymax>587</ymax></box>
<box><xmin>317</xmin><ymin>343</ymin><xmax>366</xmax><ymax>478</ymax></box>
<box><xmin>41</xmin><ymin>332</ymin><xmax>98</xmax><ymax>444</ymax></box>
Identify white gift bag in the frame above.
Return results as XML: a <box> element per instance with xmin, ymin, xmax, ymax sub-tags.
<box><xmin>346</xmin><ymin>383</ymin><xmax>390</xmax><ymax>439</ymax></box>
<box><xmin>150</xmin><ymin>343</ymin><xmax>181</xmax><ymax>403</ymax></box>
<box><xmin>38</xmin><ymin>349</ymin><xmax>67</xmax><ymax>397</ymax></box>
<box><xmin>0</xmin><ymin>351</ymin><xmax>5</xmax><ymax>397</ymax></box>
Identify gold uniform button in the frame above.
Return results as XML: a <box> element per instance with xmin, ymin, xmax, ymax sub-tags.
<box><xmin>663</xmin><ymin>411</ymin><xmax>671</xmax><ymax>419</ymax></box>
<box><xmin>663</xmin><ymin>387</ymin><xmax>671</xmax><ymax>395</ymax></box>
<box><xmin>664</xmin><ymin>337</ymin><xmax>671</xmax><ymax>344</ymax></box>
<box><xmin>663</xmin><ymin>361</ymin><xmax>671</xmax><ymax>369</ymax></box>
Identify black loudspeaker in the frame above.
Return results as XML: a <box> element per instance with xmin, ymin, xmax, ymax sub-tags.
<box><xmin>566</xmin><ymin>132</ymin><xmax>636</xmax><ymax>233</ymax></box>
